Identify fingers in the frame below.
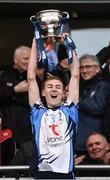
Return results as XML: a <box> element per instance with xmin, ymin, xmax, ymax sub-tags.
<box><xmin>75</xmin><ymin>155</ymin><xmax>86</xmax><ymax>165</ymax></box>
<box><xmin>30</xmin><ymin>38</ymin><xmax>38</xmax><ymax>61</ymax></box>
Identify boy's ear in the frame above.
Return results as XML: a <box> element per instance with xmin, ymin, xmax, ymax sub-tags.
<box><xmin>42</xmin><ymin>89</ymin><xmax>45</xmax><ymax>97</ymax></box>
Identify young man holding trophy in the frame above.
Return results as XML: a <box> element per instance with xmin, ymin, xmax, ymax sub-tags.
<box><xmin>28</xmin><ymin>9</ymin><xmax>79</xmax><ymax>179</ymax></box>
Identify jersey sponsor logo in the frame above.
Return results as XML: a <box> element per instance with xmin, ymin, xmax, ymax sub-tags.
<box><xmin>49</xmin><ymin>124</ymin><xmax>60</xmax><ymax>136</ymax></box>
<box><xmin>46</xmin><ymin>123</ymin><xmax>63</xmax><ymax>147</ymax></box>
<box><xmin>46</xmin><ymin>135</ymin><xmax>63</xmax><ymax>147</ymax></box>
<box><xmin>47</xmin><ymin>136</ymin><xmax>62</xmax><ymax>143</ymax></box>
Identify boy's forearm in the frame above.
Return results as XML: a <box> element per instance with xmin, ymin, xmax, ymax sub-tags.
<box><xmin>27</xmin><ymin>39</ymin><xmax>41</xmax><ymax>107</ymax></box>
<box><xmin>68</xmin><ymin>50</ymin><xmax>79</xmax><ymax>104</ymax></box>
<box><xmin>70</xmin><ymin>51</ymin><xmax>79</xmax><ymax>77</ymax></box>
<box><xmin>27</xmin><ymin>39</ymin><xmax>38</xmax><ymax>80</ymax></box>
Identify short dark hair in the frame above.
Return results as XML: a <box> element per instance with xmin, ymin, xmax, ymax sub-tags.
<box><xmin>42</xmin><ymin>73</ymin><xmax>65</xmax><ymax>89</ymax></box>
<box><xmin>57</xmin><ymin>44</ymin><xmax>68</xmax><ymax>62</ymax></box>
<box><xmin>96</xmin><ymin>45</ymin><xmax>110</xmax><ymax>65</ymax></box>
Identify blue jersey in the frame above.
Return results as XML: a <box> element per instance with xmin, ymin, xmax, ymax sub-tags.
<box><xmin>30</xmin><ymin>99</ymin><xmax>78</xmax><ymax>173</ymax></box>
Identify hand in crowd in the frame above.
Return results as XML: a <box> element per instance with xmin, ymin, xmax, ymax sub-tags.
<box><xmin>14</xmin><ymin>80</ymin><xmax>28</xmax><ymax>93</ymax></box>
<box><xmin>74</xmin><ymin>154</ymin><xmax>86</xmax><ymax>165</ymax></box>
<box><xmin>58</xmin><ymin>32</ymin><xmax>70</xmax><ymax>43</ymax></box>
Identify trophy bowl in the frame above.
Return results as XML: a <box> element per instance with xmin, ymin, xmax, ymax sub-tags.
<box><xmin>30</xmin><ymin>9</ymin><xmax>69</xmax><ymax>40</ymax></box>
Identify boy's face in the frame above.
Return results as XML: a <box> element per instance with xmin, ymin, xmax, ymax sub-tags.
<box><xmin>42</xmin><ymin>79</ymin><xmax>64</xmax><ymax>108</ymax></box>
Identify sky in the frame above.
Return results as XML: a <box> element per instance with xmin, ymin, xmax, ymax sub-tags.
<box><xmin>71</xmin><ymin>28</ymin><xmax>110</xmax><ymax>58</ymax></box>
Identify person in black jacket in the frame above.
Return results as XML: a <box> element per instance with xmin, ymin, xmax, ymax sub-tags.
<box><xmin>75</xmin><ymin>132</ymin><xmax>110</xmax><ymax>177</ymax></box>
<box><xmin>96</xmin><ymin>44</ymin><xmax>110</xmax><ymax>143</ymax></box>
<box><xmin>0</xmin><ymin>45</ymin><xmax>35</xmax><ymax>177</ymax></box>
<box><xmin>96</xmin><ymin>43</ymin><xmax>110</xmax><ymax>83</ymax></box>
<box><xmin>51</xmin><ymin>44</ymin><xmax>71</xmax><ymax>87</ymax></box>
<box><xmin>75</xmin><ymin>54</ymin><xmax>110</xmax><ymax>152</ymax></box>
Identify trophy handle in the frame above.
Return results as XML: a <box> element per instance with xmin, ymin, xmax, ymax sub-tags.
<box><xmin>62</xmin><ymin>11</ymin><xmax>69</xmax><ymax>19</ymax></box>
<box><xmin>30</xmin><ymin>15</ymin><xmax>36</xmax><ymax>22</ymax></box>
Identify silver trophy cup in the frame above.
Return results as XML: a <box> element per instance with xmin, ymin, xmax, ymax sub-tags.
<box><xmin>30</xmin><ymin>9</ymin><xmax>69</xmax><ymax>40</ymax></box>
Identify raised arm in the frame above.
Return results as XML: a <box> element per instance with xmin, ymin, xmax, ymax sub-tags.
<box><xmin>68</xmin><ymin>50</ymin><xmax>79</xmax><ymax>105</ymax></box>
<box><xmin>27</xmin><ymin>38</ymin><xmax>41</xmax><ymax>107</ymax></box>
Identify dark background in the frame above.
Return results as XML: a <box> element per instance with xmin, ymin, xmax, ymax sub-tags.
<box><xmin>0</xmin><ymin>1</ymin><xmax>110</xmax><ymax>65</ymax></box>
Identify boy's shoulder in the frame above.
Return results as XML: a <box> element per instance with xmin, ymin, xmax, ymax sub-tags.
<box><xmin>63</xmin><ymin>98</ymin><xmax>74</xmax><ymax>106</ymax></box>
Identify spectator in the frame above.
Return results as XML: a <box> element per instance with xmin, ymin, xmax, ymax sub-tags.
<box><xmin>52</xmin><ymin>44</ymin><xmax>71</xmax><ymax>87</ymax></box>
<box><xmin>75</xmin><ymin>54</ymin><xmax>110</xmax><ymax>152</ymax></box>
<box><xmin>36</xmin><ymin>60</ymin><xmax>46</xmax><ymax>81</ymax></box>
<box><xmin>0</xmin><ymin>110</ymin><xmax>2</xmax><ymax>166</ymax></box>
<box><xmin>102</xmin><ymin>96</ymin><xmax>110</xmax><ymax>143</ymax></box>
<box><xmin>96</xmin><ymin>43</ymin><xmax>110</xmax><ymax>83</ymax></box>
<box><xmin>0</xmin><ymin>111</ymin><xmax>15</xmax><ymax>167</ymax></box>
<box><xmin>75</xmin><ymin>132</ymin><xmax>110</xmax><ymax>165</ymax></box>
<box><xmin>0</xmin><ymin>45</ymin><xmax>34</xmax><ymax>174</ymax></box>
<box><xmin>96</xmin><ymin>44</ymin><xmax>110</xmax><ymax>143</ymax></box>
<box><xmin>44</xmin><ymin>38</ymin><xmax>58</xmax><ymax>72</ymax></box>
<box><xmin>27</xmin><ymin>36</ymin><xmax>79</xmax><ymax>179</ymax></box>
<box><xmin>75</xmin><ymin>132</ymin><xmax>110</xmax><ymax>176</ymax></box>
<box><xmin>85</xmin><ymin>132</ymin><xmax>110</xmax><ymax>164</ymax></box>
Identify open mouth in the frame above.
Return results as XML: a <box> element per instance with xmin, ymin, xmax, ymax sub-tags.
<box><xmin>50</xmin><ymin>94</ymin><xmax>58</xmax><ymax>98</ymax></box>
